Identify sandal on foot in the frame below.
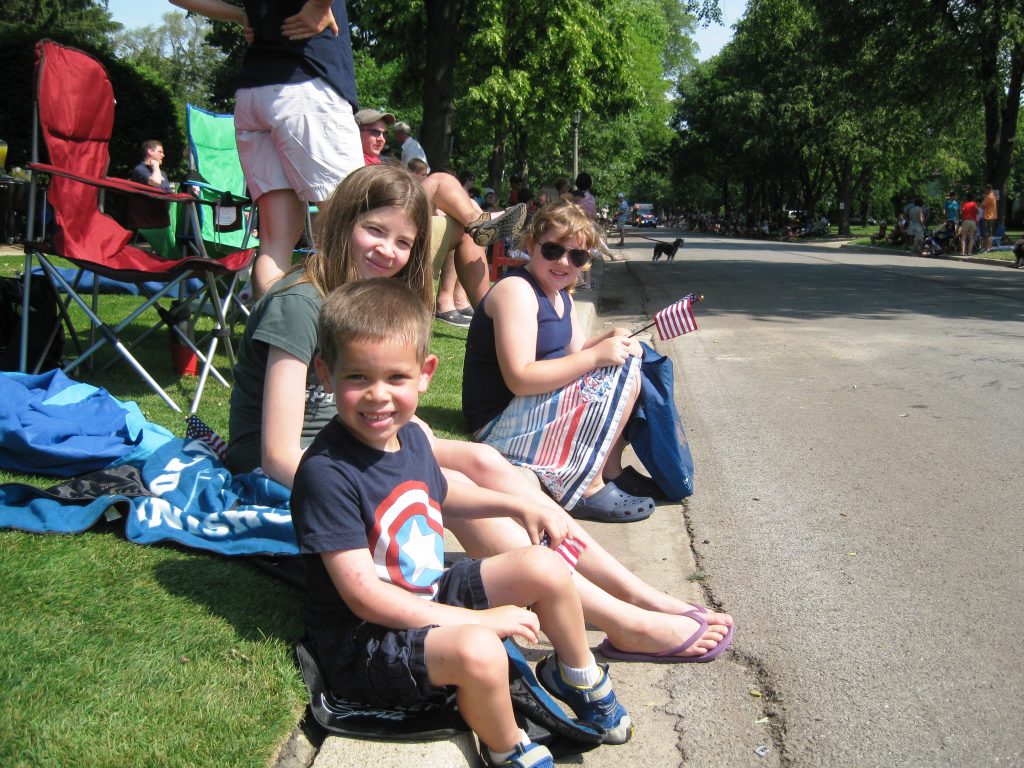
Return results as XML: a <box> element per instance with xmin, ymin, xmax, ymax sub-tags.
<box><xmin>570</xmin><ymin>480</ymin><xmax>653</xmax><ymax>523</ymax></box>
<box><xmin>597</xmin><ymin>609</ymin><xmax>733</xmax><ymax>663</ymax></box>
<box><xmin>467</xmin><ymin>203</ymin><xmax>528</xmax><ymax>246</ymax></box>
<box><xmin>606</xmin><ymin>466</ymin><xmax>664</xmax><ymax>500</ymax></box>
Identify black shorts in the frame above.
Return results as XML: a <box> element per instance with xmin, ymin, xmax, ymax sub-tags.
<box><xmin>307</xmin><ymin>558</ymin><xmax>489</xmax><ymax>709</ymax></box>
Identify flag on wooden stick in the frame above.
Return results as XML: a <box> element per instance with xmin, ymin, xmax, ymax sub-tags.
<box><xmin>653</xmin><ymin>293</ymin><xmax>701</xmax><ymax>339</ymax></box>
<box><xmin>185</xmin><ymin>414</ymin><xmax>228</xmax><ymax>461</ymax></box>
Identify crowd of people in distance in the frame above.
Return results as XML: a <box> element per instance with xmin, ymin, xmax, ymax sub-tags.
<box><xmin>870</xmin><ymin>186</ymin><xmax>1018</xmax><ymax>260</ymax></box>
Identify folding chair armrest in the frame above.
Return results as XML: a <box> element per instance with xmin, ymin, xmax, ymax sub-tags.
<box><xmin>27</xmin><ymin>162</ymin><xmax>195</xmax><ymax>202</ymax></box>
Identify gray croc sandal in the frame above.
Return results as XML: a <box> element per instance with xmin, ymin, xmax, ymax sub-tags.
<box><xmin>467</xmin><ymin>203</ymin><xmax>528</xmax><ymax>247</ymax></box>
<box><xmin>607</xmin><ymin>466</ymin><xmax>665</xmax><ymax>501</ymax></box>
<box><xmin>570</xmin><ymin>480</ymin><xmax>654</xmax><ymax>523</ymax></box>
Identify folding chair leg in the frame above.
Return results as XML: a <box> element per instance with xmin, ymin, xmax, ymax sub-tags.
<box><xmin>35</xmin><ymin>258</ymin><xmax>182</xmax><ymax>412</ymax></box>
<box><xmin>189</xmin><ymin>270</ymin><xmax>237</xmax><ymax>415</ymax></box>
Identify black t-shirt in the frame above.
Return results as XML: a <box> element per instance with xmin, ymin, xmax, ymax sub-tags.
<box><xmin>291</xmin><ymin>418</ymin><xmax>448</xmax><ymax>630</ymax></box>
<box><xmin>238</xmin><ymin>0</ymin><xmax>358</xmax><ymax>109</ymax></box>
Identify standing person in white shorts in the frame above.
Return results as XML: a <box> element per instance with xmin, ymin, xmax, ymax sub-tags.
<box><xmin>170</xmin><ymin>0</ymin><xmax>363</xmax><ymax>297</ymax></box>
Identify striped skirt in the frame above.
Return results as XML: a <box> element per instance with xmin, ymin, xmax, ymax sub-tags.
<box><xmin>473</xmin><ymin>356</ymin><xmax>640</xmax><ymax>510</ymax></box>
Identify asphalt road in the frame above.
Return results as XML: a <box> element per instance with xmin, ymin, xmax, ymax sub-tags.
<box><xmin>602</xmin><ymin>232</ymin><xmax>1024</xmax><ymax>767</ymax></box>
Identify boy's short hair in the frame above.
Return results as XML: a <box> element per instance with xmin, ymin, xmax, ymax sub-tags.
<box><xmin>318</xmin><ymin>279</ymin><xmax>432</xmax><ymax>370</ymax></box>
<box><xmin>142</xmin><ymin>139</ymin><xmax>162</xmax><ymax>153</ymax></box>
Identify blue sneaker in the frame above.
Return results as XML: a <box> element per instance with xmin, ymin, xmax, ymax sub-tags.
<box><xmin>536</xmin><ymin>654</ymin><xmax>633</xmax><ymax>744</ymax></box>
<box><xmin>484</xmin><ymin>741</ymin><xmax>554</xmax><ymax>767</ymax></box>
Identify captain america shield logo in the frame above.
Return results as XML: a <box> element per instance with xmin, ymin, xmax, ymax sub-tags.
<box><xmin>368</xmin><ymin>481</ymin><xmax>445</xmax><ymax>596</ymax></box>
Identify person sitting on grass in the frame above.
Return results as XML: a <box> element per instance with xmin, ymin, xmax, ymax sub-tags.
<box><xmin>291</xmin><ymin>278</ymin><xmax>633</xmax><ymax>767</ymax></box>
<box><xmin>463</xmin><ymin>201</ymin><xmax>656</xmax><ymax>523</ymax></box>
<box><xmin>227</xmin><ymin>165</ymin><xmax>733</xmax><ymax>665</ymax></box>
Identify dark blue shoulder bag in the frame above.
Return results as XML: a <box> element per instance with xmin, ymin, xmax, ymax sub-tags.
<box><xmin>626</xmin><ymin>342</ymin><xmax>695</xmax><ymax>500</ymax></box>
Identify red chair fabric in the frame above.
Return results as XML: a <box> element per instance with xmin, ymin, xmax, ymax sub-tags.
<box><xmin>21</xmin><ymin>40</ymin><xmax>255</xmax><ymax>414</ymax></box>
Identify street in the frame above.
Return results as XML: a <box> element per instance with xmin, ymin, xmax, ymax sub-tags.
<box><xmin>599</xmin><ymin>233</ymin><xmax>1024</xmax><ymax>767</ymax></box>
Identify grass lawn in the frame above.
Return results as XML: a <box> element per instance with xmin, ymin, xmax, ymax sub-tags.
<box><xmin>1</xmin><ymin>251</ymin><xmax>471</xmax><ymax>767</ymax></box>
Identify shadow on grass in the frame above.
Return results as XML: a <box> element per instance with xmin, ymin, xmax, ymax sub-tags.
<box><xmin>154</xmin><ymin>552</ymin><xmax>304</xmax><ymax>644</ymax></box>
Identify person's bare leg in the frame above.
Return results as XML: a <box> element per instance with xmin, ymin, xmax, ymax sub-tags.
<box><xmin>425</xmin><ymin>625</ymin><xmax>521</xmax><ymax>752</ymax></box>
<box><xmin>252</xmin><ymin>189</ymin><xmax>306</xmax><ymax>297</ymax></box>
<box><xmin>481</xmin><ymin>547</ymin><xmax>592</xmax><ymax>668</ymax></box>
<box><xmin>453</xmin><ymin>276</ymin><xmax>471</xmax><ymax>312</ymax></box>
<box><xmin>453</xmin><ymin>234</ymin><xmax>489</xmax><ymax>307</ymax></box>
<box><xmin>435</xmin><ymin>249</ymin><xmax>459</xmax><ymax>314</ymax></box>
<box><xmin>433</xmin><ymin>440</ymin><xmax>732</xmax><ymax>655</ymax></box>
<box><xmin>422</xmin><ymin>173</ymin><xmax>482</xmax><ymax>225</ymax></box>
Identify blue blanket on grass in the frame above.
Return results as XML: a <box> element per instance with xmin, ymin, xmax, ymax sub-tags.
<box><xmin>0</xmin><ymin>371</ymin><xmax>298</xmax><ymax>556</ymax></box>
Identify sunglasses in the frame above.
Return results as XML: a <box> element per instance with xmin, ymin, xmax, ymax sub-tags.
<box><xmin>539</xmin><ymin>241</ymin><xmax>591</xmax><ymax>268</ymax></box>
<box><xmin>360</xmin><ymin>128</ymin><xmax>386</xmax><ymax>138</ymax></box>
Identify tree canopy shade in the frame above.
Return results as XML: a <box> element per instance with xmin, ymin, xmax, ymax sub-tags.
<box><xmin>674</xmin><ymin>0</ymin><xmax>1024</xmax><ymax>231</ymax></box>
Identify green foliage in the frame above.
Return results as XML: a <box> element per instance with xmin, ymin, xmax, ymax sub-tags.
<box><xmin>0</xmin><ymin>31</ymin><xmax>184</xmax><ymax>179</ymax></box>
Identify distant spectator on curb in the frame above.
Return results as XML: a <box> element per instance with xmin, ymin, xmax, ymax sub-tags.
<box><xmin>393</xmin><ymin>121</ymin><xmax>428</xmax><ymax>169</ymax></box>
<box><xmin>943</xmin><ymin>192</ymin><xmax>960</xmax><ymax>228</ymax></box>
<box><xmin>613</xmin><ymin>192</ymin><xmax>629</xmax><ymax>254</ymax></box>
<box><xmin>170</xmin><ymin>0</ymin><xmax>363</xmax><ymax>299</ymax></box>
<box><xmin>960</xmin><ymin>193</ymin><xmax>978</xmax><ymax>256</ymax></box>
<box><xmin>905</xmin><ymin>197</ymin><xmax>926</xmax><ymax>254</ymax></box>
<box><xmin>980</xmin><ymin>184</ymin><xmax>998</xmax><ymax>252</ymax></box>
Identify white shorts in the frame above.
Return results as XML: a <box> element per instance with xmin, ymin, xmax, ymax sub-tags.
<box><xmin>235</xmin><ymin>79</ymin><xmax>362</xmax><ymax>203</ymax></box>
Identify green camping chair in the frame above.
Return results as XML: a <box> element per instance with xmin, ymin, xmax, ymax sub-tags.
<box><xmin>186</xmin><ymin>104</ymin><xmax>257</xmax><ymax>258</ymax></box>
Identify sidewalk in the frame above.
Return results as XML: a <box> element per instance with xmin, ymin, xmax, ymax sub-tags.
<box><xmin>298</xmin><ymin>240</ymin><xmax>712</xmax><ymax>768</ymax></box>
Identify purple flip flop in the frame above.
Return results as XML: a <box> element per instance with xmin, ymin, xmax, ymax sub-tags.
<box><xmin>596</xmin><ymin>609</ymin><xmax>734</xmax><ymax>663</ymax></box>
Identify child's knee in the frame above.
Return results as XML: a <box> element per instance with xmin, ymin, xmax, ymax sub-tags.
<box><xmin>523</xmin><ymin>545</ymin><xmax>574</xmax><ymax>590</ymax></box>
<box><xmin>448</xmin><ymin>626</ymin><xmax>508</xmax><ymax>684</ymax></box>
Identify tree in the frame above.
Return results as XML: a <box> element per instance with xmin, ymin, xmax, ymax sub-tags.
<box><xmin>114</xmin><ymin>11</ymin><xmax>228</xmax><ymax>112</ymax></box>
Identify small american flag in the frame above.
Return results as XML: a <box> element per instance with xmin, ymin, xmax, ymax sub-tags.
<box><xmin>185</xmin><ymin>414</ymin><xmax>228</xmax><ymax>461</ymax></box>
<box><xmin>654</xmin><ymin>293</ymin><xmax>700</xmax><ymax>340</ymax></box>
<box><xmin>542</xmin><ymin>535</ymin><xmax>585</xmax><ymax>571</ymax></box>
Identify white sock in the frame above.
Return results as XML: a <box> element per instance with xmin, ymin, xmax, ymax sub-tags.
<box><xmin>558</xmin><ymin>653</ymin><xmax>602</xmax><ymax>687</ymax></box>
<box><xmin>487</xmin><ymin>729</ymin><xmax>530</xmax><ymax>765</ymax></box>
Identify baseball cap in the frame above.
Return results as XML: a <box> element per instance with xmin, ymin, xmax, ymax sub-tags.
<box><xmin>354</xmin><ymin>109</ymin><xmax>396</xmax><ymax>127</ymax></box>
<box><xmin>616</xmin><ymin>192</ymin><xmax>625</xmax><ymax>198</ymax></box>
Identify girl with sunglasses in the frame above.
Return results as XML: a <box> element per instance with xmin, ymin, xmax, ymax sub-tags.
<box><xmin>463</xmin><ymin>200</ymin><xmax>657</xmax><ymax>523</ymax></box>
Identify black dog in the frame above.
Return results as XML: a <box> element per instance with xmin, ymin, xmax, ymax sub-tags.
<box><xmin>652</xmin><ymin>238</ymin><xmax>685</xmax><ymax>262</ymax></box>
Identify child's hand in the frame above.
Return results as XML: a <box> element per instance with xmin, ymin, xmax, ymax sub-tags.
<box><xmin>593</xmin><ymin>334</ymin><xmax>638</xmax><ymax>367</ymax></box>
<box><xmin>517</xmin><ymin>502</ymin><xmax>571</xmax><ymax>547</ymax></box>
<box><xmin>478</xmin><ymin>606</ymin><xmax>540</xmax><ymax>643</ymax></box>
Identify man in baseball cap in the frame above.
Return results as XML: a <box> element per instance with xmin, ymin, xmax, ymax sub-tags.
<box><xmin>355</xmin><ymin>109</ymin><xmax>396</xmax><ymax>165</ymax></box>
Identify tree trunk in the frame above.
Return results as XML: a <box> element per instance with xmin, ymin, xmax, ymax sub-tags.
<box><xmin>835</xmin><ymin>155</ymin><xmax>853</xmax><ymax>236</ymax></box>
<box><xmin>421</xmin><ymin>0</ymin><xmax>462</xmax><ymax>169</ymax></box>
<box><xmin>487</xmin><ymin>125</ymin><xmax>507</xmax><ymax>193</ymax></box>
<box><xmin>982</xmin><ymin>44</ymin><xmax>1023</xmax><ymax>221</ymax></box>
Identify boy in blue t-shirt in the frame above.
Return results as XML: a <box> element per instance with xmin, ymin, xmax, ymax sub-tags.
<box><xmin>291</xmin><ymin>279</ymin><xmax>632</xmax><ymax>768</ymax></box>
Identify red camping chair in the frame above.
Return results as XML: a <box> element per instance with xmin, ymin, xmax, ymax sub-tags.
<box><xmin>20</xmin><ymin>40</ymin><xmax>254</xmax><ymax>414</ymax></box>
